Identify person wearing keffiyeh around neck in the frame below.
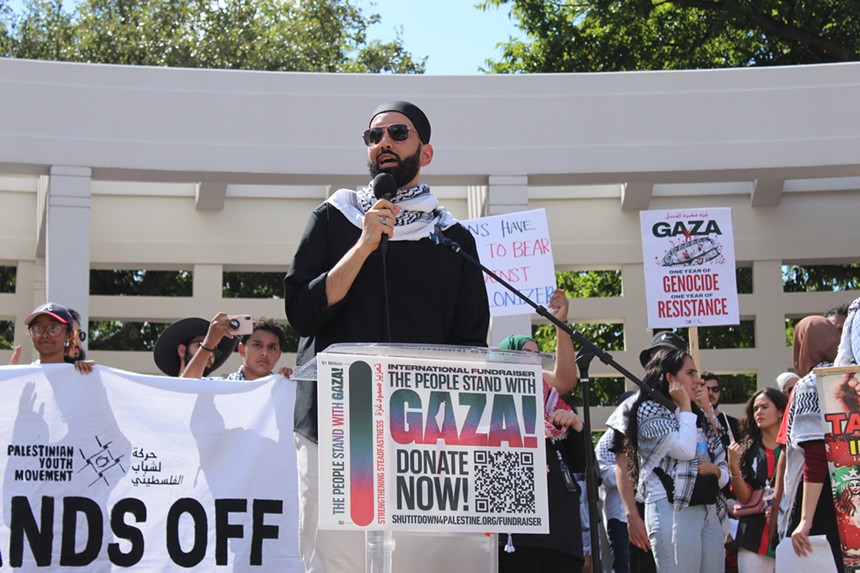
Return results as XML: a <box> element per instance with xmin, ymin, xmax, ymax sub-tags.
<box><xmin>624</xmin><ymin>348</ymin><xmax>730</xmax><ymax>573</ymax></box>
<box><xmin>777</xmin><ymin>315</ymin><xmax>844</xmax><ymax>569</ymax></box>
<box><xmin>283</xmin><ymin>101</ymin><xmax>490</xmax><ymax>573</ymax></box>
<box><xmin>495</xmin><ymin>288</ymin><xmax>589</xmax><ymax>573</ymax></box>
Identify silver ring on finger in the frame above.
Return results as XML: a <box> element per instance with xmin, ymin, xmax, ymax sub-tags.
<box><xmin>380</xmin><ymin>216</ymin><xmax>389</xmax><ymax>225</ymax></box>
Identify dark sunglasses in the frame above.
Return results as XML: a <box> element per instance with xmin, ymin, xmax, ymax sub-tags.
<box><xmin>76</xmin><ymin>330</ymin><xmax>87</xmax><ymax>342</ymax></box>
<box><xmin>362</xmin><ymin>124</ymin><xmax>411</xmax><ymax>146</ymax></box>
<box><xmin>707</xmin><ymin>385</ymin><xmax>721</xmax><ymax>393</ymax></box>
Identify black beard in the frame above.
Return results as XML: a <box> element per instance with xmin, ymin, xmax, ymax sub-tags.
<box><xmin>368</xmin><ymin>146</ymin><xmax>421</xmax><ymax>189</ymax></box>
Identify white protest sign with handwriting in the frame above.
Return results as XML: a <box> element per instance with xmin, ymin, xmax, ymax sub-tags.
<box><xmin>462</xmin><ymin>209</ymin><xmax>556</xmax><ymax>317</ymax></box>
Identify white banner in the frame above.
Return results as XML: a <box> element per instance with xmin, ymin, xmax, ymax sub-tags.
<box><xmin>462</xmin><ymin>209</ymin><xmax>556</xmax><ymax>317</ymax></box>
<box><xmin>316</xmin><ymin>352</ymin><xmax>549</xmax><ymax>534</ymax></box>
<box><xmin>640</xmin><ymin>207</ymin><xmax>739</xmax><ymax>329</ymax></box>
<box><xmin>0</xmin><ymin>364</ymin><xmax>300</xmax><ymax>571</ymax></box>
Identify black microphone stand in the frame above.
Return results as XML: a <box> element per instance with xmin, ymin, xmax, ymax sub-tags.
<box><xmin>430</xmin><ymin>227</ymin><xmax>677</xmax><ymax>573</ymax></box>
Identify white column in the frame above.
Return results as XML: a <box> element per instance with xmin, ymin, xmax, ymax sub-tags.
<box><xmin>192</xmin><ymin>264</ymin><xmax>224</xmax><ymax>317</ymax></box>
<box><xmin>45</xmin><ymin>166</ymin><xmax>92</xmax><ymax>326</ymax></box>
<box><xmin>486</xmin><ymin>175</ymin><xmax>532</xmax><ymax>346</ymax></box>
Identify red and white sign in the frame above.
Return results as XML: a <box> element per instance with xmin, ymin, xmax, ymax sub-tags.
<box><xmin>640</xmin><ymin>208</ymin><xmax>739</xmax><ymax>329</ymax></box>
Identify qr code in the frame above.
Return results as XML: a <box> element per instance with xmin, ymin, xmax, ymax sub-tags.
<box><xmin>473</xmin><ymin>450</ymin><xmax>535</xmax><ymax>513</ymax></box>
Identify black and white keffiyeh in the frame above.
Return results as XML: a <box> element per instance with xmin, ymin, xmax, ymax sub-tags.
<box><xmin>327</xmin><ymin>183</ymin><xmax>458</xmax><ymax>241</ymax></box>
<box><xmin>606</xmin><ymin>392</ymin><xmax>640</xmax><ymax>435</ymax></box>
<box><xmin>636</xmin><ymin>400</ymin><xmax>729</xmax><ymax>529</ymax></box>
<box><xmin>780</xmin><ymin>362</ymin><xmax>832</xmax><ymax>535</ymax></box>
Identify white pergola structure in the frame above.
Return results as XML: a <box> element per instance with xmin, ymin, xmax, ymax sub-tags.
<box><xmin>2</xmin><ymin>58</ymin><xmax>859</xmax><ymax>422</ymax></box>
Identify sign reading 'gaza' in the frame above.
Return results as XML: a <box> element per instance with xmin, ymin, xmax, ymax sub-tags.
<box><xmin>640</xmin><ymin>208</ymin><xmax>739</xmax><ymax>329</ymax></box>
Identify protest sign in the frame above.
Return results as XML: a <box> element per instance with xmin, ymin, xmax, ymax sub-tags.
<box><xmin>639</xmin><ymin>207</ymin><xmax>739</xmax><ymax>329</ymax></box>
<box><xmin>316</xmin><ymin>350</ymin><xmax>549</xmax><ymax>534</ymax></box>
<box><xmin>462</xmin><ymin>209</ymin><xmax>556</xmax><ymax>317</ymax></box>
<box><xmin>0</xmin><ymin>364</ymin><xmax>300</xmax><ymax>571</ymax></box>
<box><xmin>816</xmin><ymin>365</ymin><xmax>860</xmax><ymax>570</ymax></box>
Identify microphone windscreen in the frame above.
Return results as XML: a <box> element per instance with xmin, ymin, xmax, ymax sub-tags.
<box><xmin>372</xmin><ymin>173</ymin><xmax>398</xmax><ymax>201</ymax></box>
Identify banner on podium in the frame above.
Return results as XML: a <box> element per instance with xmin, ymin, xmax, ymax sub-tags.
<box><xmin>316</xmin><ymin>351</ymin><xmax>549</xmax><ymax>533</ymax></box>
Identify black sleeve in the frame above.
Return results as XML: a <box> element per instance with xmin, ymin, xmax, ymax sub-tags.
<box><xmin>445</xmin><ymin>224</ymin><xmax>490</xmax><ymax>347</ymax></box>
<box><xmin>608</xmin><ymin>429</ymin><xmax>626</xmax><ymax>454</ymax></box>
<box><xmin>283</xmin><ymin>207</ymin><xmax>345</xmax><ymax>337</ymax></box>
<box><xmin>562</xmin><ymin>427</ymin><xmax>592</xmax><ymax>473</ymax></box>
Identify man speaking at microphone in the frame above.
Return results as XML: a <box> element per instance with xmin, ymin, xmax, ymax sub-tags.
<box><xmin>284</xmin><ymin>101</ymin><xmax>490</xmax><ymax>573</ymax></box>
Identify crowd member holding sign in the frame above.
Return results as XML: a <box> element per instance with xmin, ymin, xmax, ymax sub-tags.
<box><xmin>726</xmin><ymin>388</ymin><xmax>787</xmax><ymax>573</ymax></box>
<box><xmin>779</xmin><ymin>315</ymin><xmax>843</xmax><ymax>569</ymax></box>
<box><xmin>179</xmin><ymin>313</ymin><xmax>292</xmax><ymax>380</ymax></box>
<box><xmin>624</xmin><ymin>348</ymin><xmax>729</xmax><ymax>573</ymax></box>
<box><xmin>20</xmin><ymin>302</ymin><xmax>94</xmax><ymax>373</ymax></box>
<box><xmin>283</xmin><ymin>100</ymin><xmax>490</xmax><ymax>573</ymax></box>
<box><xmin>495</xmin><ymin>288</ymin><xmax>587</xmax><ymax>573</ymax></box>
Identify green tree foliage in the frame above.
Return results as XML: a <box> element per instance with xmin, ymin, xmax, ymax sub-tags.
<box><xmin>90</xmin><ymin>270</ymin><xmax>193</xmax><ymax>296</ymax></box>
<box><xmin>223</xmin><ymin>271</ymin><xmax>283</xmax><ymax>299</ymax></box>
<box><xmin>88</xmin><ymin>319</ymin><xmax>169</xmax><ymax>351</ymax></box>
<box><xmin>0</xmin><ymin>320</ymin><xmax>13</xmax><ymax>349</ymax></box>
<box><xmin>0</xmin><ymin>265</ymin><xmax>15</xmax><ymax>293</ymax></box>
<box><xmin>480</xmin><ymin>0</ymin><xmax>860</xmax><ymax>73</ymax></box>
<box><xmin>557</xmin><ymin>269</ymin><xmax>622</xmax><ymax>298</ymax></box>
<box><xmin>2</xmin><ymin>0</ymin><xmax>425</xmax><ymax>73</ymax></box>
<box><xmin>782</xmin><ymin>263</ymin><xmax>860</xmax><ymax>292</ymax></box>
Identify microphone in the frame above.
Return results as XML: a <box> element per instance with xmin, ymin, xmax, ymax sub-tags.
<box><xmin>429</xmin><ymin>223</ymin><xmax>462</xmax><ymax>253</ymax></box>
<box><xmin>371</xmin><ymin>173</ymin><xmax>398</xmax><ymax>256</ymax></box>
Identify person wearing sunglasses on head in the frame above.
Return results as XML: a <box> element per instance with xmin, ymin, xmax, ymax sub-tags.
<box><xmin>19</xmin><ymin>302</ymin><xmax>94</xmax><ymax>374</ymax></box>
<box><xmin>284</xmin><ymin>101</ymin><xmax>490</xmax><ymax>573</ymax></box>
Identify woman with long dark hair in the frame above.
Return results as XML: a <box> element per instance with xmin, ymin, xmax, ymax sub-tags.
<box><xmin>727</xmin><ymin>387</ymin><xmax>787</xmax><ymax>572</ymax></box>
<box><xmin>625</xmin><ymin>348</ymin><xmax>729</xmax><ymax>573</ymax></box>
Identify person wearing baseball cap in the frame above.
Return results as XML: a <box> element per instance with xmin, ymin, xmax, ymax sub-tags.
<box><xmin>23</xmin><ymin>302</ymin><xmax>94</xmax><ymax>373</ymax></box>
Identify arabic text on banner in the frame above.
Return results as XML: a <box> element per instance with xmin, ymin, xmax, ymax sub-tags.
<box><xmin>317</xmin><ymin>353</ymin><xmax>549</xmax><ymax>533</ymax></box>
<box><xmin>639</xmin><ymin>208</ymin><xmax>739</xmax><ymax>329</ymax></box>
<box><xmin>0</xmin><ymin>364</ymin><xmax>301</xmax><ymax>571</ymax></box>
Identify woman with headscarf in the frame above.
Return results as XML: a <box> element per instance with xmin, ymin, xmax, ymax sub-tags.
<box><xmin>781</xmin><ymin>315</ymin><xmax>843</xmax><ymax>569</ymax></box>
<box><xmin>496</xmin><ymin>288</ymin><xmax>588</xmax><ymax>573</ymax></box>
<box><xmin>624</xmin><ymin>348</ymin><xmax>729</xmax><ymax>573</ymax></box>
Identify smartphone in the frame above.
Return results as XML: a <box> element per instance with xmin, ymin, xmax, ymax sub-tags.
<box><xmin>228</xmin><ymin>315</ymin><xmax>253</xmax><ymax>336</ymax></box>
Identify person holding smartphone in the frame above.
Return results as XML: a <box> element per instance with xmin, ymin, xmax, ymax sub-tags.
<box><xmin>179</xmin><ymin>312</ymin><xmax>292</xmax><ymax>381</ymax></box>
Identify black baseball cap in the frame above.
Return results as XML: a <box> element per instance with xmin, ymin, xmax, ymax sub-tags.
<box><xmin>25</xmin><ymin>302</ymin><xmax>73</xmax><ymax>327</ymax></box>
<box><xmin>639</xmin><ymin>331</ymin><xmax>688</xmax><ymax>368</ymax></box>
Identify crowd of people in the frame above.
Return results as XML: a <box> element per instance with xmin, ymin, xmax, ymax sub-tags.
<box><xmin>6</xmin><ymin>99</ymin><xmax>860</xmax><ymax>573</ymax></box>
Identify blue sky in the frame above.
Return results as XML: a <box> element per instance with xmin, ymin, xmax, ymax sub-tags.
<box><xmin>359</xmin><ymin>0</ymin><xmax>522</xmax><ymax>74</ymax></box>
<box><xmin>6</xmin><ymin>0</ymin><xmax>522</xmax><ymax>74</ymax></box>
